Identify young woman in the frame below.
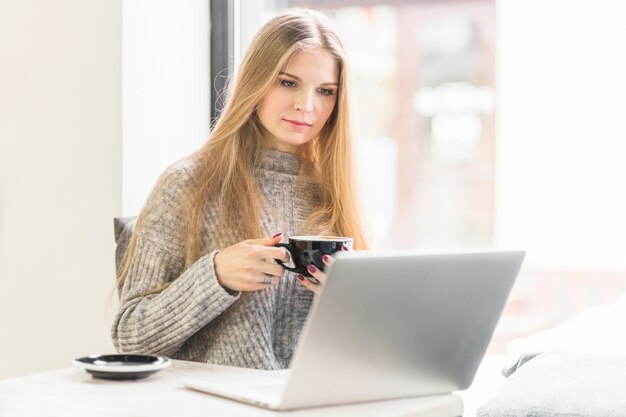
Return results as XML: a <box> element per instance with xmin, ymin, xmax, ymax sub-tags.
<box><xmin>112</xmin><ymin>8</ymin><xmax>367</xmax><ymax>370</ymax></box>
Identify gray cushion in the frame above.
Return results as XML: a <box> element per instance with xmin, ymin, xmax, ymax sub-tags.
<box><xmin>113</xmin><ymin>216</ymin><xmax>137</xmax><ymax>278</ymax></box>
<box><xmin>478</xmin><ymin>351</ymin><xmax>626</xmax><ymax>417</ymax></box>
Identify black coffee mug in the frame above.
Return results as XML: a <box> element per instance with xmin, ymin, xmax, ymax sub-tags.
<box><xmin>275</xmin><ymin>236</ymin><xmax>353</xmax><ymax>283</ymax></box>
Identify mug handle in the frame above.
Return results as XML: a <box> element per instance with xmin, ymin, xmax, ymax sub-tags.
<box><xmin>275</xmin><ymin>243</ymin><xmax>298</xmax><ymax>272</ymax></box>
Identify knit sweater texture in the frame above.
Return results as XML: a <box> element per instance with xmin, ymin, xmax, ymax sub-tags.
<box><xmin>111</xmin><ymin>149</ymin><xmax>321</xmax><ymax>370</ymax></box>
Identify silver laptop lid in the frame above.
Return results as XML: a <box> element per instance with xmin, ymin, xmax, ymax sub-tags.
<box><xmin>281</xmin><ymin>249</ymin><xmax>524</xmax><ymax>409</ymax></box>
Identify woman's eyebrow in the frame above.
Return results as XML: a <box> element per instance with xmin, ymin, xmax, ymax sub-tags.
<box><xmin>279</xmin><ymin>71</ymin><xmax>338</xmax><ymax>86</ymax></box>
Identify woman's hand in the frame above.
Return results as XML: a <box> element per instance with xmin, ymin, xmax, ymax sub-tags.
<box><xmin>214</xmin><ymin>233</ymin><xmax>290</xmax><ymax>292</ymax></box>
<box><xmin>296</xmin><ymin>245</ymin><xmax>350</xmax><ymax>294</ymax></box>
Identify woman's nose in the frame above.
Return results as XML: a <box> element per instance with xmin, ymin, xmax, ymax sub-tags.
<box><xmin>294</xmin><ymin>90</ymin><xmax>314</xmax><ymax>113</ymax></box>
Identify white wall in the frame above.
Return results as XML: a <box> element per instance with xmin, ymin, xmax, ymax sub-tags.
<box><xmin>495</xmin><ymin>0</ymin><xmax>626</xmax><ymax>271</ymax></box>
<box><xmin>123</xmin><ymin>0</ymin><xmax>210</xmax><ymax>216</ymax></box>
<box><xmin>0</xmin><ymin>0</ymin><xmax>121</xmax><ymax>378</ymax></box>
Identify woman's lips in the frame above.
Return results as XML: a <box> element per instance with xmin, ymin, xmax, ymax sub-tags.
<box><xmin>284</xmin><ymin>119</ymin><xmax>312</xmax><ymax>129</ymax></box>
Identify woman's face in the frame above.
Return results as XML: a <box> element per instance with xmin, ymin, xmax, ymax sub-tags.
<box><xmin>257</xmin><ymin>49</ymin><xmax>339</xmax><ymax>154</ymax></box>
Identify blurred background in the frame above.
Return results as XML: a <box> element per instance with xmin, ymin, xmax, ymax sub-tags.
<box><xmin>238</xmin><ymin>0</ymin><xmax>626</xmax><ymax>355</ymax></box>
<box><xmin>1</xmin><ymin>0</ymin><xmax>625</xmax><ymax>379</ymax></box>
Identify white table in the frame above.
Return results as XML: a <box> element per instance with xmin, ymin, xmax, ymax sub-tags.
<box><xmin>0</xmin><ymin>360</ymin><xmax>465</xmax><ymax>417</ymax></box>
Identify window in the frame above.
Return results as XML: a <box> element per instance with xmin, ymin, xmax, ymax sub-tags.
<box><xmin>239</xmin><ymin>1</ymin><xmax>495</xmax><ymax>249</ymax></box>
<box><xmin>235</xmin><ymin>1</ymin><xmax>626</xmax><ymax>353</ymax></box>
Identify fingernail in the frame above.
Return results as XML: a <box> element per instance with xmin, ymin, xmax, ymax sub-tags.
<box><xmin>296</xmin><ymin>274</ymin><xmax>305</xmax><ymax>281</ymax></box>
<box><xmin>272</xmin><ymin>232</ymin><xmax>283</xmax><ymax>238</ymax></box>
<box><xmin>322</xmin><ymin>254</ymin><xmax>331</xmax><ymax>263</ymax></box>
<box><xmin>307</xmin><ymin>264</ymin><xmax>317</xmax><ymax>274</ymax></box>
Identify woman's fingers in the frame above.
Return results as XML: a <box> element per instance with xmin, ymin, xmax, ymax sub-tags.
<box><xmin>247</xmin><ymin>232</ymin><xmax>290</xmax><ymax>263</ymax></box>
<box><xmin>258</xmin><ymin>246</ymin><xmax>290</xmax><ymax>263</ymax></box>
<box><xmin>296</xmin><ymin>273</ymin><xmax>320</xmax><ymax>294</ymax></box>
<box><xmin>258</xmin><ymin>259</ymin><xmax>285</xmax><ymax>280</ymax></box>
<box><xmin>218</xmin><ymin>234</ymin><xmax>346</xmax><ymax>293</ymax></box>
<box><xmin>306</xmin><ymin>264</ymin><xmax>326</xmax><ymax>285</ymax></box>
<box><xmin>244</xmin><ymin>251</ymin><xmax>288</xmax><ymax>291</ymax></box>
<box><xmin>296</xmin><ymin>255</ymin><xmax>334</xmax><ymax>294</ymax></box>
<box><xmin>258</xmin><ymin>272</ymin><xmax>279</xmax><ymax>287</ymax></box>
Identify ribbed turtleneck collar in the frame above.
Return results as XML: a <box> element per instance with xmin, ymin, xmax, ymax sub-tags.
<box><xmin>257</xmin><ymin>148</ymin><xmax>300</xmax><ymax>175</ymax></box>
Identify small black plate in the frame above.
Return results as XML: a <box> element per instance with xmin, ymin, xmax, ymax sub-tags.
<box><xmin>73</xmin><ymin>354</ymin><xmax>171</xmax><ymax>380</ymax></box>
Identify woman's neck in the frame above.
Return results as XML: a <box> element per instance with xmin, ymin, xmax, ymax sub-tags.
<box><xmin>257</xmin><ymin>146</ymin><xmax>300</xmax><ymax>174</ymax></box>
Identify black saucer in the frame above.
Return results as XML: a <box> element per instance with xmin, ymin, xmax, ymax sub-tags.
<box><xmin>73</xmin><ymin>354</ymin><xmax>171</xmax><ymax>380</ymax></box>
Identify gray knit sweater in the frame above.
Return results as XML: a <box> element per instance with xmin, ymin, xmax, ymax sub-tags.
<box><xmin>111</xmin><ymin>149</ymin><xmax>321</xmax><ymax>370</ymax></box>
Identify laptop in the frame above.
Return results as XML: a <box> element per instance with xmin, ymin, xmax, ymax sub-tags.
<box><xmin>182</xmin><ymin>249</ymin><xmax>525</xmax><ymax>410</ymax></box>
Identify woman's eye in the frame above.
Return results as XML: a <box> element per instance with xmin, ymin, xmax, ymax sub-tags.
<box><xmin>280</xmin><ymin>79</ymin><xmax>297</xmax><ymax>88</ymax></box>
<box><xmin>319</xmin><ymin>88</ymin><xmax>335</xmax><ymax>96</ymax></box>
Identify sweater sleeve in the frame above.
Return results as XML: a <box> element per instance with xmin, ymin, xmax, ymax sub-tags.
<box><xmin>111</xmin><ymin>163</ymin><xmax>239</xmax><ymax>357</ymax></box>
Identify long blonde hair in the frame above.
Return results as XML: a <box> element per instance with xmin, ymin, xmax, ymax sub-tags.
<box><xmin>116</xmin><ymin>8</ymin><xmax>367</xmax><ymax>293</ymax></box>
